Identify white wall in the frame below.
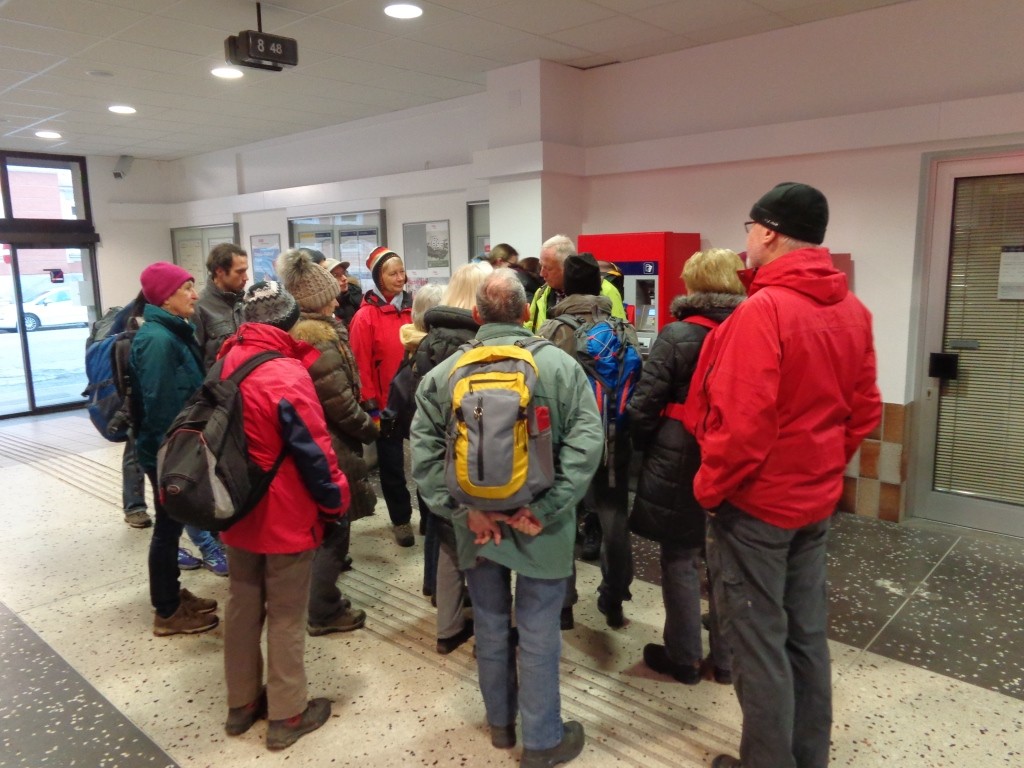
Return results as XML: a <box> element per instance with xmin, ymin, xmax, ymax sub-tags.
<box><xmin>85</xmin><ymin>0</ymin><xmax>1024</xmax><ymax>406</ymax></box>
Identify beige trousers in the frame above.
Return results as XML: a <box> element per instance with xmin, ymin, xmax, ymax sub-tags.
<box><xmin>223</xmin><ymin>546</ymin><xmax>314</xmax><ymax>721</ymax></box>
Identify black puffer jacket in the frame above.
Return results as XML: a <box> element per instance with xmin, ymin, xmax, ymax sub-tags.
<box><xmin>414</xmin><ymin>305</ymin><xmax>479</xmax><ymax>376</ymax></box>
<box><xmin>627</xmin><ymin>292</ymin><xmax>744</xmax><ymax>547</ymax></box>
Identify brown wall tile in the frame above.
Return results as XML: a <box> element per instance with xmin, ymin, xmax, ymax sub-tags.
<box><xmin>882</xmin><ymin>403</ymin><xmax>906</xmax><ymax>443</ymax></box>
<box><xmin>856</xmin><ymin>478</ymin><xmax>880</xmax><ymax>518</ymax></box>
<box><xmin>859</xmin><ymin>439</ymin><xmax>880</xmax><ymax>479</ymax></box>
<box><xmin>839</xmin><ymin>477</ymin><xmax>858</xmax><ymax>513</ymax></box>
<box><xmin>879</xmin><ymin>482</ymin><xmax>903</xmax><ymax>522</ymax></box>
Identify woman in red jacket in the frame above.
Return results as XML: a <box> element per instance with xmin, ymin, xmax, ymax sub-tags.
<box><xmin>217</xmin><ymin>281</ymin><xmax>350</xmax><ymax>751</ymax></box>
<box><xmin>348</xmin><ymin>246</ymin><xmax>416</xmax><ymax>547</ymax></box>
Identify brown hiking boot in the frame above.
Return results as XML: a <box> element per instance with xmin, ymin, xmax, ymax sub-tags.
<box><xmin>179</xmin><ymin>588</ymin><xmax>217</xmax><ymax>614</ymax></box>
<box><xmin>153</xmin><ymin>603</ymin><xmax>219</xmax><ymax>636</ymax></box>
<box><xmin>266</xmin><ymin>698</ymin><xmax>331</xmax><ymax>750</ymax></box>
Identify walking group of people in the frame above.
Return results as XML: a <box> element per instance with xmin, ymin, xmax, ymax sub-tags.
<box><xmin>117</xmin><ymin>181</ymin><xmax>880</xmax><ymax>767</ymax></box>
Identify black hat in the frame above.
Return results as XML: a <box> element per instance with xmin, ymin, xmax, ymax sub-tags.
<box><xmin>563</xmin><ymin>252</ymin><xmax>601</xmax><ymax>296</ymax></box>
<box><xmin>242</xmin><ymin>280</ymin><xmax>300</xmax><ymax>331</ymax></box>
<box><xmin>749</xmin><ymin>182</ymin><xmax>829</xmax><ymax>245</ymax></box>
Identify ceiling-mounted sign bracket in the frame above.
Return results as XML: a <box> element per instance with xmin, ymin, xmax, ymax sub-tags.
<box><xmin>224</xmin><ymin>2</ymin><xmax>298</xmax><ymax>71</ymax></box>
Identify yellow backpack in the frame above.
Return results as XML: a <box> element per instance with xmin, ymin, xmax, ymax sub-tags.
<box><xmin>445</xmin><ymin>338</ymin><xmax>555</xmax><ymax>512</ymax></box>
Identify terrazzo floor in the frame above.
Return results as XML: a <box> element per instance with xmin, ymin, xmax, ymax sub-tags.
<box><xmin>0</xmin><ymin>411</ymin><xmax>1022</xmax><ymax>767</ymax></box>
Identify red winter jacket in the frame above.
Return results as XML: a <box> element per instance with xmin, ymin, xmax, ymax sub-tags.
<box><xmin>348</xmin><ymin>290</ymin><xmax>412</xmax><ymax>408</ymax></box>
<box><xmin>682</xmin><ymin>248</ymin><xmax>881</xmax><ymax>529</ymax></box>
<box><xmin>217</xmin><ymin>322</ymin><xmax>349</xmax><ymax>554</ymax></box>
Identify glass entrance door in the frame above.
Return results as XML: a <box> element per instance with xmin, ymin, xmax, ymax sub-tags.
<box><xmin>0</xmin><ymin>245</ymin><xmax>95</xmax><ymax>415</ymax></box>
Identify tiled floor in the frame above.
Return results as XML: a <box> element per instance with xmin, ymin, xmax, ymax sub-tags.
<box><xmin>0</xmin><ymin>411</ymin><xmax>1022</xmax><ymax>767</ymax></box>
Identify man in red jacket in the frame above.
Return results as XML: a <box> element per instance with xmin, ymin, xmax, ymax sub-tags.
<box><xmin>684</xmin><ymin>183</ymin><xmax>881</xmax><ymax>768</ymax></box>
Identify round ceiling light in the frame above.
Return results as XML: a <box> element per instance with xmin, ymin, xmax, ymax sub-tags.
<box><xmin>211</xmin><ymin>66</ymin><xmax>244</xmax><ymax>79</ymax></box>
<box><xmin>109</xmin><ymin>105</ymin><xmax>136</xmax><ymax>114</ymax></box>
<box><xmin>35</xmin><ymin>130</ymin><xmax>62</xmax><ymax>139</ymax></box>
<box><xmin>384</xmin><ymin>4</ymin><xmax>423</xmax><ymax>19</ymax></box>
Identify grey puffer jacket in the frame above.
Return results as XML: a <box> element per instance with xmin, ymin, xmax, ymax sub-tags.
<box><xmin>627</xmin><ymin>292</ymin><xmax>743</xmax><ymax>547</ymax></box>
<box><xmin>289</xmin><ymin>312</ymin><xmax>379</xmax><ymax>521</ymax></box>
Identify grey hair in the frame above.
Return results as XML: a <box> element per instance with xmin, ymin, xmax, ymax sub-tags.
<box><xmin>475</xmin><ymin>269</ymin><xmax>527</xmax><ymax>324</ymax></box>
<box><xmin>541</xmin><ymin>234</ymin><xmax>576</xmax><ymax>265</ymax></box>
<box><xmin>411</xmin><ymin>283</ymin><xmax>445</xmax><ymax>331</ymax></box>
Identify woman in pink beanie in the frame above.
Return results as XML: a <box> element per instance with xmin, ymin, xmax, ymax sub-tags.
<box><xmin>129</xmin><ymin>262</ymin><xmax>220</xmax><ymax>636</ymax></box>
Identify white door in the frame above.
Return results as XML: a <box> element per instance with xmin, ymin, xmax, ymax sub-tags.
<box><xmin>910</xmin><ymin>152</ymin><xmax>1024</xmax><ymax>536</ymax></box>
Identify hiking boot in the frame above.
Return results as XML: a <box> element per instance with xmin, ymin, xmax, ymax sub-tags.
<box><xmin>307</xmin><ymin>608</ymin><xmax>366</xmax><ymax>636</ymax></box>
<box><xmin>153</xmin><ymin>603</ymin><xmax>218</xmax><ymax>636</ymax></box>
<box><xmin>711</xmin><ymin>755</ymin><xmax>741</xmax><ymax>768</ymax></box>
<box><xmin>124</xmin><ymin>509</ymin><xmax>152</xmax><ymax>528</ymax></box>
<box><xmin>177</xmin><ymin>547</ymin><xmax>202</xmax><ymax>570</ymax></box>
<box><xmin>393</xmin><ymin>523</ymin><xmax>415</xmax><ymax>547</ymax></box>
<box><xmin>436</xmin><ymin>622</ymin><xmax>473</xmax><ymax>655</ymax></box>
<box><xmin>225</xmin><ymin>689</ymin><xmax>267</xmax><ymax>736</ymax></box>
<box><xmin>520</xmin><ymin>720</ymin><xmax>584</xmax><ymax>767</ymax></box>
<box><xmin>490</xmin><ymin>722</ymin><xmax>516</xmax><ymax>749</ymax></box>
<box><xmin>266</xmin><ymin>698</ymin><xmax>331</xmax><ymax>750</ymax></box>
<box><xmin>597</xmin><ymin>595</ymin><xmax>625</xmax><ymax>629</ymax></box>
<box><xmin>643</xmin><ymin>643</ymin><xmax>700</xmax><ymax>685</ymax></box>
<box><xmin>201</xmin><ymin>546</ymin><xmax>229</xmax><ymax>577</ymax></box>
<box><xmin>179</xmin><ymin>588</ymin><xmax>217</xmax><ymax>614</ymax></box>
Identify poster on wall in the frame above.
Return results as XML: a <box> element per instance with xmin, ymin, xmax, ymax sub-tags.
<box><xmin>402</xmin><ymin>220</ymin><xmax>450</xmax><ymax>287</ymax></box>
<box><xmin>998</xmin><ymin>247</ymin><xmax>1024</xmax><ymax>300</ymax></box>
<box><xmin>176</xmin><ymin>239</ymin><xmax>204</xmax><ymax>287</ymax></box>
<box><xmin>250</xmin><ymin>234</ymin><xmax>281</xmax><ymax>282</ymax></box>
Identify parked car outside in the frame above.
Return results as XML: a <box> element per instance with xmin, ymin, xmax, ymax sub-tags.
<box><xmin>0</xmin><ymin>287</ymin><xmax>89</xmax><ymax>331</ymax></box>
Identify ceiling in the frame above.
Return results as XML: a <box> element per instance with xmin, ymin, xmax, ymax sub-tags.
<box><xmin>0</xmin><ymin>0</ymin><xmax>913</xmax><ymax>161</ymax></box>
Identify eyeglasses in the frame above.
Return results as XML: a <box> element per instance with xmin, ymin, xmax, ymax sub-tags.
<box><xmin>744</xmin><ymin>221</ymin><xmax>756</xmax><ymax>233</ymax></box>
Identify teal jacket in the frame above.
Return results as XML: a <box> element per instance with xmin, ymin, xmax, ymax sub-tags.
<box><xmin>129</xmin><ymin>304</ymin><xmax>205</xmax><ymax>471</ymax></box>
<box><xmin>527</xmin><ymin>279</ymin><xmax>624</xmax><ymax>332</ymax></box>
<box><xmin>410</xmin><ymin>323</ymin><xmax>603</xmax><ymax>579</ymax></box>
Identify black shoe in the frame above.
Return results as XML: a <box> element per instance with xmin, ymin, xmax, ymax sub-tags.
<box><xmin>560</xmin><ymin>606</ymin><xmax>574</xmax><ymax>630</ymax></box>
<box><xmin>520</xmin><ymin>720</ymin><xmax>584</xmax><ymax>767</ymax></box>
<box><xmin>490</xmin><ymin>722</ymin><xmax>516</xmax><ymax>749</ymax></box>
<box><xmin>340</xmin><ymin>555</ymin><xmax>353</xmax><ymax>572</ymax></box>
<box><xmin>711</xmin><ymin>755</ymin><xmax>741</xmax><ymax>768</ymax></box>
<box><xmin>701</xmin><ymin>657</ymin><xmax>732</xmax><ymax>685</ymax></box>
<box><xmin>643</xmin><ymin>643</ymin><xmax>700</xmax><ymax>684</ymax></box>
<box><xmin>436</xmin><ymin>622</ymin><xmax>474</xmax><ymax>655</ymax></box>
<box><xmin>597</xmin><ymin>595</ymin><xmax>625</xmax><ymax>628</ymax></box>
<box><xmin>266</xmin><ymin>698</ymin><xmax>331</xmax><ymax>750</ymax></box>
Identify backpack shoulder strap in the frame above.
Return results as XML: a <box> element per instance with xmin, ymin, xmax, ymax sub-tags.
<box><xmin>683</xmin><ymin>315</ymin><xmax>720</xmax><ymax>331</ymax></box>
<box><xmin>222</xmin><ymin>350</ymin><xmax>284</xmax><ymax>385</ymax></box>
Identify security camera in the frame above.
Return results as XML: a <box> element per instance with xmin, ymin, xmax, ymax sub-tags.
<box><xmin>113</xmin><ymin>155</ymin><xmax>133</xmax><ymax>180</ymax></box>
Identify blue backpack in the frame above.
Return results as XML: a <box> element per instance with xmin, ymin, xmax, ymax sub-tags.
<box><xmin>82</xmin><ymin>304</ymin><xmax>137</xmax><ymax>441</ymax></box>
<box><xmin>554</xmin><ymin>313</ymin><xmax>643</xmax><ymax>486</ymax></box>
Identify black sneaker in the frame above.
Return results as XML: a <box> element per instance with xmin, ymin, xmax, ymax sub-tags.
<box><xmin>597</xmin><ymin>595</ymin><xmax>625</xmax><ymax>629</ymax></box>
<box><xmin>711</xmin><ymin>755</ymin><xmax>741</xmax><ymax>768</ymax></box>
<box><xmin>490</xmin><ymin>722</ymin><xmax>516</xmax><ymax>749</ymax></box>
<box><xmin>560</xmin><ymin>606</ymin><xmax>575</xmax><ymax>631</ymax></box>
<box><xmin>520</xmin><ymin>720</ymin><xmax>584</xmax><ymax>767</ymax></box>
<box><xmin>643</xmin><ymin>643</ymin><xmax>700</xmax><ymax>684</ymax></box>
<box><xmin>436</xmin><ymin>622</ymin><xmax>474</xmax><ymax>655</ymax></box>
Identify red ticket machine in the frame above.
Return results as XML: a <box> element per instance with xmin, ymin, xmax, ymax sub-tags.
<box><xmin>577</xmin><ymin>231</ymin><xmax>701</xmax><ymax>353</ymax></box>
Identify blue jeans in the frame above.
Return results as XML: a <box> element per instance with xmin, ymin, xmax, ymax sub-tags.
<box><xmin>184</xmin><ymin>525</ymin><xmax>220</xmax><ymax>558</ymax></box>
<box><xmin>145</xmin><ymin>468</ymin><xmax>184</xmax><ymax>618</ymax></box>
<box><xmin>465</xmin><ymin>559</ymin><xmax>567</xmax><ymax>751</ymax></box>
<box><xmin>122</xmin><ymin>431</ymin><xmax>146</xmax><ymax>513</ymax></box>
<box><xmin>377</xmin><ymin>433</ymin><xmax>412</xmax><ymax>526</ymax></box>
<box><xmin>708</xmin><ymin>502</ymin><xmax>831</xmax><ymax>768</ymax></box>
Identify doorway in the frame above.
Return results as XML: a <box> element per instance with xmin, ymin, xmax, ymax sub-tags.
<box><xmin>911</xmin><ymin>152</ymin><xmax>1024</xmax><ymax>537</ymax></box>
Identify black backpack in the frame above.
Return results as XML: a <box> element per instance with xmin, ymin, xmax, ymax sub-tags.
<box><xmin>156</xmin><ymin>351</ymin><xmax>287</xmax><ymax>531</ymax></box>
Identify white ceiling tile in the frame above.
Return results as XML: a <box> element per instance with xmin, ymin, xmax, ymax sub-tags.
<box><xmin>475</xmin><ymin>0</ymin><xmax>618</xmax><ymax>35</ymax></box>
<box><xmin>0</xmin><ymin>20</ymin><xmax>103</xmax><ymax>57</ymax></box>
<box><xmin>0</xmin><ymin>0</ymin><xmax>147</xmax><ymax>38</ymax></box>
<box><xmin>633</xmin><ymin>0</ymin><xmax>777</xmax><ymax>33</ymax></box>
<box><xmin>562</xmin><ymin>15</ymin><xmax>679</xmax><ymax>53</ymax></box>
<box><xmin>317</xmin><ymin>0</ymin><xmax>465</xmax><ymax>34</ymax></box>
<box><xmin>403</xmin><ymin>16</ymin><xmax>537</xmax><ymax>56</ymax></box>
<box><xmin>276</xmin><ymin>15</ymin><xmax>392</xmax><ymax>55</ymax></box>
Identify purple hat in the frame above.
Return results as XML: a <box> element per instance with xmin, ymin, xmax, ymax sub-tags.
<box><xmin>141</xmin><ymin>262</ymin><xmax>194</xmax><ymax>307</ymax></box>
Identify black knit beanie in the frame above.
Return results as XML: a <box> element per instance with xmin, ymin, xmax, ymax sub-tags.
<box><xmin>749</xmin><ymin>182</ymin><xmax>829</xmax><ymax>245</ymax></box>
<box><xmin>563</xmin><ymin>252</ymin><xmax>601</xmax><ymax>296</ymax></box>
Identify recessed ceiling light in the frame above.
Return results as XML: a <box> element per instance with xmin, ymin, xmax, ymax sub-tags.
<box><xmin>212</xmin><ymin>66</ymin><xmax>244</xmax><ymax>79</ymax></box>
<box><xmin>109</xmin><ymin>105</ymin><xmax>136</xmax><ymax>114</ymax></box>
<box><xmin>384</xmin><ymin>3</ymin><xmax>422</xmax><ymax>19</ymax></box>
<box><xmin>35</xmin><ymin>130</ymin><xmax>62</xmax><ymax>139</ymax></box>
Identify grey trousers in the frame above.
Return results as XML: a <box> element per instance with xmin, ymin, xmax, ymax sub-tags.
<box><xmin>708</xmin><ymin>503</ymin><xmax>832</xmax><ymax>768</ymax></box>
<box><xmin>435</xmin><ymin>519</ymin><xmax>468</xmax><ymax>640</ymax></box>
<box><xmin>224</xmin><ymin>546</ymin><xmax>314</xmax><ymax>721</ymax></box>
<box><xmin>308</xmin><ymin>520</ymin><xmax>351</xmax><ymax>626</ymax></box>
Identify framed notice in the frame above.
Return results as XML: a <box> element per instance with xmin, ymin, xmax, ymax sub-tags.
<box><xmin>402</xmin><ymin>220</ymin><xmax>450</xmax><ymax>280</ymax></box>
<box><xmin>250</xmin><ymin>234</ymin><xmax>281</xmax><ymax>282</ymax></box>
